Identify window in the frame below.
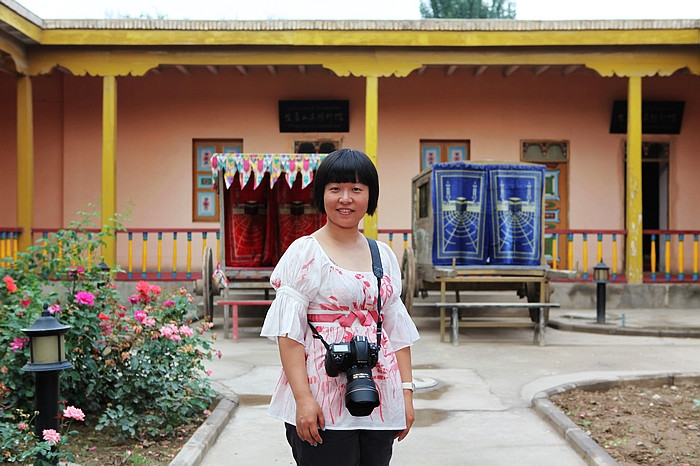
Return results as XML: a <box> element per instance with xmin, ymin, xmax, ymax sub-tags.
<box><xmin>193</xmin><ymin>139</ymin><xmax>242</xmax><ymax>222</ymax></box>
<box><xmin>419</xmin><ymin>140</ymin><xmax>470</xmax><ymax>171</ymax></box>
<box><xmin>294</xmin><ymin>140</ymin><xmax>340</xmax><ymax>154</ymax></box>
<box><xmin>521</xmin><ymin>140</ymin><xmax>569</xmax><ymax>162</ymax></box>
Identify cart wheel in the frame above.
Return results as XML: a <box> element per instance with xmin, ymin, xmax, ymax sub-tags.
<box><xmin>401</xmin><ymin>247</ymin><xmax>416</xmax><ymax>313</ymax></box>
<box><xmin>202</xmin><ymin>246</ymin><xmax>215</xmax><ymax>322</ymax></box>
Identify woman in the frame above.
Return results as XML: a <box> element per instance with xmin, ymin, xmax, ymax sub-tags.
<box><xmin>261</xmin><ymin>148</ymin><xmax>420</xmax><ymax>466</ymax></box>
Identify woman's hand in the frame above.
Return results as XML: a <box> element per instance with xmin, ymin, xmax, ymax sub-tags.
<box><xmin>278</xmin><ymin>336</ymin><xmax>325</xmax><ymax>445</ymax></box>
<box><xmin>295</xmin><ymin>395</ymin><xmax>326</xmax><ymax>445</ymax></box>
<box><xmin>394</xmin><ymin>346</ymin><xmax>415</xmax><ymax>441</ymax></box>
<box><xmin>396</xmin><ymin>389</ymin><xmax>415</xmax><ymax>441</ymax></box>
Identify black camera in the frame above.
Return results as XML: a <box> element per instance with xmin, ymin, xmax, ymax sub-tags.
<box><xmin>324</xmin><ymin>335</ymin><xmax>380</xmax><ymax>416</ymax></box>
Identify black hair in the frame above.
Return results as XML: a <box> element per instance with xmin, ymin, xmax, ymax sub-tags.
<box><xmin>313</xmin><ymin>149</ymin><xmax>379</xmax><ymax>215</ymax></box>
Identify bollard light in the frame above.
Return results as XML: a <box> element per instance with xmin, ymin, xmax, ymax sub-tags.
<box><xmin>98</xmin><ymin>260</ymin><xmax>111</xmax><ymax>287</ymax></box>
<box><xmin>594</xmin><ymin>261</ymin><xmax>610</xmax><ymax>283</ymax></box>
<box><xmin>593</xmin><ymin>261</ymin><xmax>609</xmax><ymax>324</ymax></box>
<box><xmin>22</xmin><ymin>305</ymin><xmax>72</xmax><ymax>372</ymax></box>
<box><xmin>22</xmin><ymin>304</ymin><xmax>72</xmax><ymax>465</ymax></box>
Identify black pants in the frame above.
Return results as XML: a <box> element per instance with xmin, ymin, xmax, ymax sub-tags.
<box><xmin>285</xmin><ymin>423</ymin><xmax>398</xmax><ymax>466</ymax></box>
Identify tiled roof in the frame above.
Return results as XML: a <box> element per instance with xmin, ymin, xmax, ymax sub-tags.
<box><xmin>41</xmin><ymin>18</ymin><xmax>700</xmax><ymax>31</ymax></box>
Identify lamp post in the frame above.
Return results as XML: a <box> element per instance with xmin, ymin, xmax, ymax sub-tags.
<box><xmin>21</xmin><ymin>304</ymin><xmax>72</xmax><ymax>465</ymax></box>
<box><xmin>97</xmin><ymin>260</ymin><xmax>111</xmax><ymax>288</ymax></box>
<box><xmin>594</xmin><ymin>261</ymin><xmax>610</xmax><ymax>324</ymax></box>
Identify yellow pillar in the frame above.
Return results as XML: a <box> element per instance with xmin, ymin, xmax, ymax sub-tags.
<box><xmin>363</xmin><ymin>75</ymin><xmax>379</xmax><ymax>240</ymax></box>
<box><xmin>626</xmin><ymin>76</ymin><xmax>643</xmax><ymax>284</ymax></box>
<box><xmin>101</xmin><ymin>76</ymin><xmax>117</xmax><ymax>266</ymax></box>
<box><xmin>17</xmin><ymin>76</ymin><xmax>34</xmax><ymax>251</ymax></box>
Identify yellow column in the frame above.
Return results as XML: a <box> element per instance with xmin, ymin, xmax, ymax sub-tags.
<box><xmin>17</xmin><ymin>76</ymin><xmax>34</xmax><ymax>251</ymax></box>
<box><xmin>102</xmin><ymin>76</ymin><xmax>118</xmax><ymax>266</ymax></box>
<box><xmin>626</xmin><ymin>76</ymin><xmax>643</xmax><ymax>284</ymax></box>
<box><xmin>364</xmin><ymin>75</ymin><xmax>379</xmax><ymax>240</ymax></box>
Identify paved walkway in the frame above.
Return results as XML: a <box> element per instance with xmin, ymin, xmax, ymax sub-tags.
<box><xmin>183</xmin><ymin>308</ymin><xmax>700</xmax><ymax>465</ymax></box>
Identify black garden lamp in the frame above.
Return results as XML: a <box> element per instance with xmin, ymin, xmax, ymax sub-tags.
<box><xmin>97</xmin><ymin>260</ymin><xmax>111</xmax><ymax>287</ymax></box>
<box><xmin>21</xmin><ymin>304</ymin><xmax>72</xmax><ymax>464</ymax></box>
<box><xmin>593</xmin><ymin>261</ymin><xmax>610</xmax><ymax>324</ymax></box>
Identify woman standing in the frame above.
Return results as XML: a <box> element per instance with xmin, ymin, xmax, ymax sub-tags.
<box><xmin>261</xmin><ymin>149</ymin><xmax>420</xmax><ymax>466</ymax></box>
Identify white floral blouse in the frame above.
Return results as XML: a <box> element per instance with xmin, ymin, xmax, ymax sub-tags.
<box><xmin>260</xmin><ymin>235</ymin><xmax>420</xmax><ymax>430</ymax></box>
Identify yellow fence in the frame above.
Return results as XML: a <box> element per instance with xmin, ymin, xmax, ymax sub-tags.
<box><xmin>1</xmin><ymin>227</ymin><xmax>699</xmax><ymax>283</ymax></box>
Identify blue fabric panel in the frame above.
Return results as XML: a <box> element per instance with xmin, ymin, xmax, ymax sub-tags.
<box><xmin>486</xmin><ymin>164</ymin><xmax>545</xmax><ymax>266</ymax></box>
<box><xmin>431</xmin><ymin>163</ymin><xmax>489</xmax><ymax>266</ymax></box>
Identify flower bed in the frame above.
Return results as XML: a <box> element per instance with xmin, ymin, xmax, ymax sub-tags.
<box><xmin>1</xmin><ymin>211</ymin><xmax>218</xmax><ymax>463</ymax></box>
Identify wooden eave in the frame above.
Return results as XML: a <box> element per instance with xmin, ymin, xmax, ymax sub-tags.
<box><xmin>1</xmin><ymin>1</ymin><xmax>699</xmax><ymax>77</ymax></box>
<box><xmin>33</xmin><ymin>21</ymin><xmax>700</xmax><ymax>48</ymax></box>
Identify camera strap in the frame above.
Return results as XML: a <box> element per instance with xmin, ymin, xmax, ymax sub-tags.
<box><xmin>308</xmin><ymin>237</ymin><xmax>384</xmax><ymax>349</ymax></box>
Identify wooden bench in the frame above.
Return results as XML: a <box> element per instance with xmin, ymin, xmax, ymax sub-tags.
<box><xmin>436</xmin><ymin>301</ymin><xmax>560</xmax><ymax>346</ymax></box>
<box><xmin>218</xmin><ymin>300</ymin><xmax>273</xmax><ymax>341</ymax></box>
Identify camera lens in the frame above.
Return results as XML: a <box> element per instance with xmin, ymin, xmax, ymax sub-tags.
<box><xmin>344</xmin><ymin>365</ymin><xmax>379</xmax><ymax>417</ymax></box>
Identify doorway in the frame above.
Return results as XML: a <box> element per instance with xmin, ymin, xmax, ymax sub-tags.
<box><xmin>625</xmin><ymin>142</ymin><xmax>670</xmax><ymax>272</ymax></box>
<box><xmin>521</xmin><ymin>140</ymin><xmax>569</xmax><ymax>269</ymax></box>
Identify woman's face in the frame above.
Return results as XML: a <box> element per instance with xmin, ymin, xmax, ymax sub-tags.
<box><xmin>323</xmin><ymin>181</ymin><xmax>369</xmax><ymax>229</ymax></box>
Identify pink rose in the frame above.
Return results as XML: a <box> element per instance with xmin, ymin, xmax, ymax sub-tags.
<box><xmin>63</xmin><ymin>406</ymin><xmax>85</xmax><ymax>421</ymax></box>
<box><xmin>75</xmin><ymin>291</ymin><xmax>95</xmax><ymax>306</ymax></box>
<box><xmin>134</xmin><ymin>310</ymin><xmax>147</xmax><ymax>323</ymax></box>
<box><xmin>10</xmin><ymin>337</ymin><xmax>29</xmax><ymax>353</ymax></box>
<box><xmin>42</xmin><ymin>429</ymin><xmax>61</xmax><ymax>445</ymax></box>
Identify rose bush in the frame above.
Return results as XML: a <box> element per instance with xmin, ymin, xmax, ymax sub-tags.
<box><xmin>1</xmin><ymin>211</ymin><xmax>217</xmax><ymax>461</ymax></box>
<box><xmin>0</xmin><ymin>404</ymin><xmax>85</xmax><ymax>464</ymax></box>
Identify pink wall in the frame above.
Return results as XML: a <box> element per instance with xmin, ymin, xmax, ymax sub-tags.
<box><xmin>114</xmin><ymin>67</ymin><xmax>366</xmax><ymax>229</ymax></box>
<box><xmin>2</xmin><ymin>67</ymin><xmax>699</xmax><ymax>241</ymax></box>
<box><xmin>645</xmin><ymin>74</ymin><xmax>700</xmax><ymax>230</ymax></box>
<box><xmin>378</xmin><ymin>69</ymin><xmax>700</xmax><ymax>231</ymax></box>
<box><xmin>0</xmin><ymin>73</ymin><xmax>17</xmax><ymax>223</ymax></box>
<box><xmin>33</xmin><ymin>74</ymin><xmax>66</xmax><ymax>228</ymax></box>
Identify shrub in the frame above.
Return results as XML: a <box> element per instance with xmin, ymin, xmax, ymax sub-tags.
<box><xmin>1</xmin><ymin>210</ymin><xmax>217</xmax><ymax>460</ymax></box>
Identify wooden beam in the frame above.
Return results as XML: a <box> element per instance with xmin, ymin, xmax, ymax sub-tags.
<box><xmin>175</xmin><ymin>65</ymin><xmax>189</xmax><ymax>75</ymax></box>
<box><xmin>206</xmin><ymin>65</ymin><xmax>218</xmax><ymax>74</ymax></box>
<box><xmin>16</xmin><ymin>76</ymin><xmax>34</xmax><ymax>251</ymax></box>
<box><xmin>563</xmin><ymin>65</ymin><xmax>580</xmax><ymax>76</ymax></box>
<box><xmin>446</xmin><ymin>65</ymin><xmax>457</xmax><ymax>76</ymax></box>
<box><xmin>474</xmin><ymin>65</ymin><xmax>488</xmax><ymax>76</ymax></box>
<box><xmin>235</xmin><ymin>65</ymin><xmax>248</xmax><ymax>75</ymax></box>
<box><xmin>625</xmin><ymin>76</ymin><xmax>643</xmax><ymax>284</ymax></box>
<box><xmin>504</xmin><ymin>65</ymin><xmax>519</xmax><ymax>77</ymax></box>
<box><xmin>364</xmin><ymin>75</ymin><xmax>378</xmax><ymax>240</ymax></box>
<box><xmin>266</xmin><ymin>65</ymin><xmax>276</xmax><ymax>75</ymax></box>
<box><xmin>101</xmin><ymin>76</ymin><xmax>117</xmax><ymax>266</ymax></box>
<box><xmin>534</xmin><ymin>65</ymin><xmax>550</xmax><ymax>75</ymax></box>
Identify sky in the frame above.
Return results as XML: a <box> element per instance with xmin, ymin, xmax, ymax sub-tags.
<box><xmin>15</xmin><ymin>0</ymin><xmax>700</xmax><ymax>21</ymax></box>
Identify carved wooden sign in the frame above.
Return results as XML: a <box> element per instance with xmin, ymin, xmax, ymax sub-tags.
<box><xmin>279</xmin><ymin>100</ymin><xmax>349</xmax><ymax>133</ymax></box>
<box><xmin>610</xmin><ymin>100</ymin><xmax>684</xmax><ymax>134</ymax></box>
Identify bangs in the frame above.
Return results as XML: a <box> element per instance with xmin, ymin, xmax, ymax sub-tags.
<box><xmin>323</xmin><ymin>155</ymin><xmax>374</xmax><ymax>186</ymax></box>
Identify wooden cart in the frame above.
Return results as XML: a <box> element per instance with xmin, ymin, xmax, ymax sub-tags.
<box><xmin>400</xmin><ymin>162</ymin><xmax>571</xmax><ymax>346</ymax></box>
<box><xmin>197</xmin><ymin>153</ymin><xmax>327</xmax><ymax>336</ymax></box>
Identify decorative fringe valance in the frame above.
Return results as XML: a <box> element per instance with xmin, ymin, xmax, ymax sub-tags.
<box><xmin>212</xmin><ymin>153</ymin><xmax>327</xmax><ymax>190</ymax></box>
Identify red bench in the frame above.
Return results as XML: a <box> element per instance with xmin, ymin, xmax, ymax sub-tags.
<box><xmin>218</xmin><ymin>300</ymin><xmax>273</xmax><ymax>341</ymax></box>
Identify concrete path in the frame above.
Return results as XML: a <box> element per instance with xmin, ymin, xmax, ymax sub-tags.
<box><xmin>189</xmin><ymin>308</ymin><xmax>700</xmax><ymax>465</ymax></box>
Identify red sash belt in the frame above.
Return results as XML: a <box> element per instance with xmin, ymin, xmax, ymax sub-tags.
<box><xmin>308</xmin><ymin>309</ymin><xmax>378</xmax><ymax>327</ymax></box>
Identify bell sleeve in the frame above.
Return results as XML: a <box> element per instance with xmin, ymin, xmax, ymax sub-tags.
<box><xmin>260</xmin><ymin>236</ymin><xmax>322</xmax><ymax>344</ymax></box>
<box><xmin>377</xmin><ymin>242</ymin><xmax>420</xmax><ymax>350</ymax></box>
